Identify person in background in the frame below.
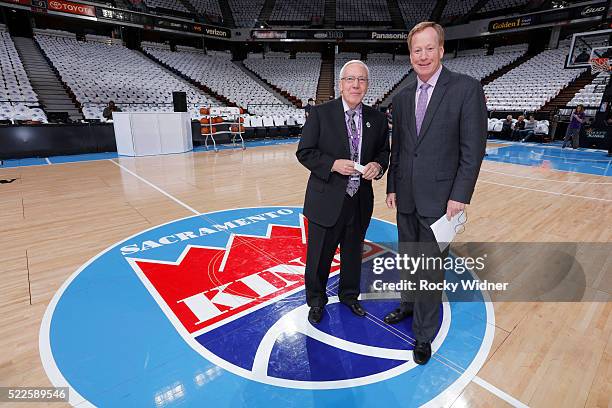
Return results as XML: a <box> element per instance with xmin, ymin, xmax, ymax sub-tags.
<box><xmin>574</xmin><ymin>48</ymin><xmax>590</xmax><ymax>64</ymax></box>
<box><xmin>563</xmin><ymin>104</ymin><xmax>585</xmax><ymax>149</ymax></box>
<box><xmin>103</xmin><ymin>101</ymin><xmax>122</xmax><ymax>121</ymax></box>
<box><xmin>520</xmin><ymin>115</ymin><xmax>537</xmax><ymax>142</ymax></box>
<box><xmin>501</xmin><ymin>114</ymin><xmax>513</xmax><ymax>139</ymax></box>
<box><xmin>304</xmin><ymin>98</ymin><xmax>315</xmax><ymax>119</ymax></box>
<box><xmin>512</xmin><ymin>115</ymin><xmax>525</xmax><ymax>141</ymax></box>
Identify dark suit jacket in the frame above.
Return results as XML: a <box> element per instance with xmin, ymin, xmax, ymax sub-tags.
<box><xmin>387</xmin><ymin>67</ymin><xmax>488</xmax><ymax>217</ymax></box>
<box><xmin>296</xmin><ymin>98</ymin><xmax>390</xmax><ymax>228</ymax></box>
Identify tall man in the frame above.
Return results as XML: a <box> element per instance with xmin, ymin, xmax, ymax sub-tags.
<box><xmin>385</xmin><ymin>22</ymin><xmax>488</xmax><ymax>365</ymax></box>
<box><xmin>296</xmin><ymin>60</ymin><xmax>390</xmax><ymax>325</ymax></box>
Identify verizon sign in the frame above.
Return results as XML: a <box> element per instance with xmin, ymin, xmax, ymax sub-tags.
<box><xmin>48</xmin><ymin>0</ymin><xmax>95</xmax><ymax>16</ymax></box>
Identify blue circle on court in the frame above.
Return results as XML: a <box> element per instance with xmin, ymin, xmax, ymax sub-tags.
<box><xmin>40</xmin><ymin>207</ymin><xmax>494</xmax><ymax>407</ymax></box>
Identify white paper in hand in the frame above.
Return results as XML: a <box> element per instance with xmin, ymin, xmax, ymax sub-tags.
<box><xmin>353</xmin><ymin>162</ymin><xmax>365</xmax><ymax>174</ymax></box>
<box><xmin>430</xmin><ymin>212</ymin><xmax>463</xmax><ymax>252</ymax></box>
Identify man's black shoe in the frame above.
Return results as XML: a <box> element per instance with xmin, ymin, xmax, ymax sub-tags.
<box><xmin>308</xmin><ymin>306</ymin><xmax>324</xmax><ymax>324</ymax></box>
<box><xmin>345</xmin><ymin>301</ymin><xmax>366</xmax><ymax>317</ymax></box>
<box><xmin>413</xmin><ymin>341</ymin><xmax>432</xmax><ymax>365</ymax></box>
<box><xmin>384</xmin><ymin>307</ymin><xmax>413</xmax><ymax>324</ymax></box>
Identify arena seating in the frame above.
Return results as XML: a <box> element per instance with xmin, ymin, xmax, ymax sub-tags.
<box><xmin>335</xmin><ymin>0</ymin><xmax>391</xmax><ymax>24</ymax></box>
<box><xmin>84</xmin><ymin>34</ymin><xmax>124</xmax><ymax>45</ymax></box>
<box><xmin>228</xmin><ymin>0</ymin><xmax>265</xmax><ymax>27</ymax></box>
<box><xmin>484</xmin><ymin>41</ymin><xmax>585</xmax><ymax>112</ymax></box>
<box><xmin>142</xmin><ymin>45</ymin><xmax>305</xmax><ymax>121</ymax></box>
<box><xmin>243</xmin><ymin>52</ymin><xmax>321</xmax><ymax>106</ymax></box>
<box><xmin>269</xmin><ymin>0</ymin><xmax>324</xmax><ymax>23</ymax></box>
<box><xmin>0</xmin><ymin>29</ymin><xmax>46</xmax><ymax>123</ymax></box>
<box><xmin>442</xmin><ymin>0</ymin><xmax>480</xmax><ymax>20</ymax></box>
<box><xmin>186</xmin><ymin>0</ymin><xmax>222</xmax><ymax>17</ymax></box>
<box><xmin>443</xmin><ymin>44</ymin><xmax>527</xmax><ymax>81</ymax></box>
<box><xmin>363</xmin><ymin>54</ymin><xmax>410</xmax><ymax>106</ymax></box>
<box><xmin>478</xmin><ymin>0</ymin><xmax>531</xmax><ymax>13</ymax></box>
<box><xmin>335</xmin><ymin>53</ymin><xmax>411</xmax><ymax>106</ymax></box>
<box><xmin>35</xmin><ymin>34</ymin><xmax>214</xmax><ymax>120</ymax></box>
<box><xmin>397</xmin><ymin>0</ymin><xmax>436</xmax><ymax>27</ymax></box>
<box><xmin>143</xmin><ymin>0</ymin><xmax>189</xmax><ymax>14</ymax></box>
<box><xmin>567</xmin><ymin>73</ymin><xmax>610</xmax><ymax>109</ymax></box>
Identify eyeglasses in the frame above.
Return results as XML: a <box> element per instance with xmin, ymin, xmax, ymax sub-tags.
<box><xmin>454</xmin><ymin>210</ymin><xmax>467</xmax><ymax>235</ymax></box>
<box><xmin>341</xmin><ymin>76</ymin><xmax>368</xmax><ymax>84</ymax></box>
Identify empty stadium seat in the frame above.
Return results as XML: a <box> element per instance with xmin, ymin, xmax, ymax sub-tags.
<box><xmin>567</xmin><ymin>73</ymin><xmax>610</xmax><ymax>109</ymax></box>
<box><xmin>143</xmin><ymin>0</ymin><xmax>189</xmax><ymax>13</ymax></box>
<box><xmin>186</xmin><ymin>0</ymin><xmax>222</xmax><ymax>17</ymax></box>
<box><xmin>229</xmin><ymin>0</ymin><xmax>265</xmax><ymax>27</ymax></box>
<box><xmin>335</xmin><ymin>53</ymin><xmax>411</xmax><ymax>106</ymax></box>
<box><xmin>336</xmin><ymin>0</ymin><xmax>391</xmax><ymax>24</ymax></box>
<box><xmin>484</xmin><ymin>41</ymin><xmax>585</xmax><ymax>112</ymax></box>
<box><xmin>442</xmin><ymin>0</ymin><xmax>479</xmax><ymax>20</ymax></box>
<box><xmin>479</xmin><ymin>0</ymin><xmax>531</xmax><ymax>13</ymax></box>
<box><xmin>269</xmin><ymin>0</ymin><xmax>324</xmax><ymax>23</ymax></box>
<box><xmin>443</xmin><ymin>44</ymin><xmax>527</xmax><ymax>81</ymax></box>
<box><xmin>35</xmin><ymin>34</ymin><xmax>215</xmax><ymax>120</ymax></box>
<box><xmin>142</xmin><ymin>45</ymin><xmax>305</xmax><ymax>122</ymax></box>
<box><xmin>244</xmin><ymin>52</ymin><xmax>321</xmax><ymax>106</ymax></box>
<box><xmin>0</xmin><ymin>31</ymin><xmax>46</xmax><ymax>122</ymax></box>
<box><xmin>397</xmin><ymin>0</ymin><xmax>436</xmax><ymax>27</ymax></box>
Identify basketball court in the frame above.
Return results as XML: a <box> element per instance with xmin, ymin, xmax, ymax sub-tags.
<box><xmin>1</xmin><ymin>137</ymin><xmax>610</xmax><ymax>407</ymax></box>
<box><xmin>1</xmin><ymin>0</ymin><xmax>612</xmax><ymax>406</ymax></box>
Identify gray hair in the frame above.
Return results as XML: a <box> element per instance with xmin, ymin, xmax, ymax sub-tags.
<box><xmin>339</xmin><ymin>60</ymin><xmax>370</xmax><ymax>80</ymax></box>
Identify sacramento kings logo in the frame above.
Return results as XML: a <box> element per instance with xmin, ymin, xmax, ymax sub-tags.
<box><xmin>41</xmin><ymin>207</ymin><xmax>493</xmax><ymax>407</ymax></box>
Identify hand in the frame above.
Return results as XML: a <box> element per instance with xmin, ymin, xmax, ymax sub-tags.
<box><xmin>362</xmin><ymin>162</ymin><xmax>382</xmax><ymax>180</ymax></box>
<box><xmin>332</xmin><ymin>159</ymin><xmax>355</xmax><ymax>176</ymax></box>
<box><xmin>446</xmin><ymin>200</ymin><xmax>466</xmax><ymax>220</ymax></box>
<box><xmin>386</xmin><ymin>193</ymin><xmax>396</xmax><ymax>209</ymax></box>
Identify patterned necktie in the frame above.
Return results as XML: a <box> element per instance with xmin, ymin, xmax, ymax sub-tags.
<box><xmin>346</xmin><ymin>109</ymin><xmax>360</xmax><ymax>197</ymax></box>
<box><xmin>415</xmin><ymin>82</ymin><xmax>431</xmax><ymax>137</ymax></box>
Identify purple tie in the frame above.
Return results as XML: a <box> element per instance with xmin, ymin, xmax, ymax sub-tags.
<box><xmin>415</xmin><ymin>82</ymin><xmax>431</xmax><ymax>136</ymax></box>
<box><xmin>346</xmin><ymin>109</ymin><xmax>360</xmax><ymax>197</ymax></box>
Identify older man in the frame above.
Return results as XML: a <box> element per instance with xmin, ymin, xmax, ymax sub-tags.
<box><xmin>296</xmin><ymin>60</ymin><xmax>390</xmax><ymax>324</ymax></box>
<box><xmin>385</xmin><ymin>22</ymin><xmax>488</xmax><ymax>364</ymax></box>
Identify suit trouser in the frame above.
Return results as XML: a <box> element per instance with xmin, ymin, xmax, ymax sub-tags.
<box><xmin>563</xmin><ymin>127</ymin><xmax>580</xmax><ymax>147</ymax></box>
<box><xmin>305</xmin><ymin>191</ymin><xmax>363</xmax><ymax>307</ymax></box>
<box><xmin>397</xmin><ymin>211</ymin><xmax>449</xmax><ymax>343</ymax></box>
<box><xmin>519</xmin><ymin>129</ymin><xmax>535</xmax><ymax>141</ymax></box>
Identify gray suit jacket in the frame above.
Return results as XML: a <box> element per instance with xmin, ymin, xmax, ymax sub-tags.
<box><xmin>387</xmin><ymin>66</ymin><xmax>488</xmax><ymax>217</ymax></box>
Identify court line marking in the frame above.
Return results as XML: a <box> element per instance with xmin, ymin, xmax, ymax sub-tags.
<box><xmin>480</xmin><ymin>168</ymin><xmax>612</xmax><ymax>185</ymax></box>
<box><xmin>1</xmin><ymin>139</ymin><xmax>301</xmax><ymax>169</ymax></box>
<box><xmin>487</xmin><ymin>139</ymin><xmax>605</xmax><ymax>154</ymax></box>
<box><xmin>1</xmin><ymin>156</ymin><xmax>118</xmax><ymax>169</ymax></box>
<box><xmin>479</xmin><ymin>180</ymin><xmax>612</xmax><ymax>202</ymax></box>
<box><xmin>485</xmin><ymin>142</ymin><xmax>611</xmax><ymax>158</ymax></box>
<box><xmin>108</xmin><ymin>159</ymin><xmax>200</xmax><ymax>215</ymax></box>
<box><xmin>534</xmin><ymin>153</ymin><xmax>611</xmax><ymax>163</ymax></box>
<box><xmin>484</xmin><ymin>159</ymin><xmax>610</xmax><ymax>178</ymax></box>
<box><xmin>484</xmin><ymin>158</ymin><xmax>610</xmax><ymax>178</ymax></box>
<box><xmin>473</xmin><ymin>375</ymin><xmax>530</xmax><ymax>407</ymax></box>
<box><xmin>51</xmin><ymin>162</ymin><xmax>506</xmax><ymax>404</ymax></box>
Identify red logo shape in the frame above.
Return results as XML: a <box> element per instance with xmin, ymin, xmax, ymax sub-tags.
<box><xmin>130</xmin><ymin>219</ymin><xmax>384</xmax><ymax>334</ymax></box>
